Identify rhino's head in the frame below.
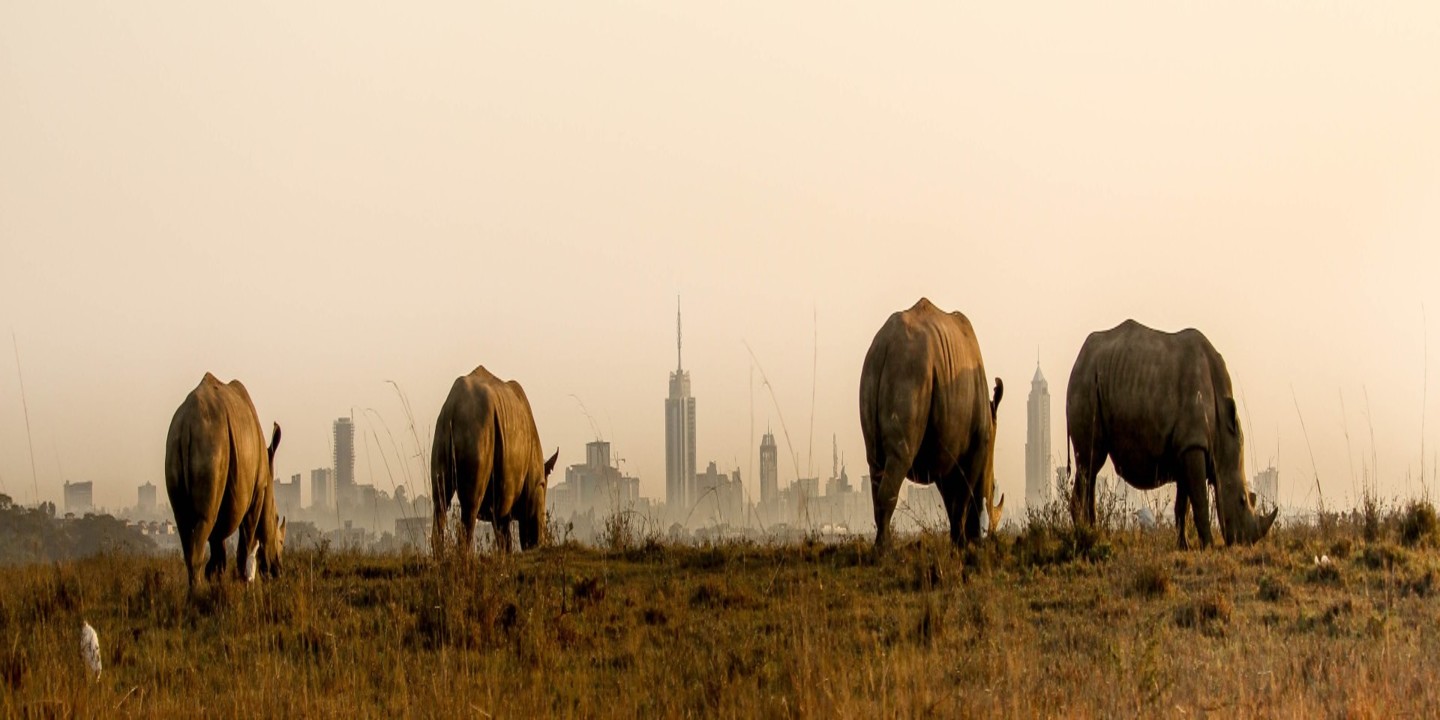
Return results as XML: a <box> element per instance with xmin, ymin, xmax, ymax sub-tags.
<box><xmin>259</xmin><ymin>423</ymin><xmax>287</xmax><ymax>576</ymax></box>
<box><xmin>1214</xmin><ymin>398</ymin><xmax>1277</xmax><ymax>545</ymax></box>
<box><xmin>518</xmin><ymin>449</ymin><xmax>560</xmax><ymax>550</ymax></box>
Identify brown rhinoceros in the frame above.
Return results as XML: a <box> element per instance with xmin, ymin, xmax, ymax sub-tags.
<box><xmin>860</xmin><ymin>298</ymin><xmax>1004</xmax><ymax>551</ymax></box>
<box><xmin>165</xmin><ymin>373</ymin><xmax>285</xmax><ymax>589</ymax></box>
<box><xmin>1066</xmin><ymin>320</ymin><xmax>1277</xmax><ymax>548</ymax></box>
<box><xmin>431</xmin><ymin>366</ymin><xmax>558</xmax><ymax>554</ymax></box>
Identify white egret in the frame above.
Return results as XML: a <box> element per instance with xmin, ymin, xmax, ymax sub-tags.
<box><xmin>80</xmin><ymin>620</ymin><xmax>101</xmax><ymax>681</ymax></box>
<box><xmin>245</xmin><ymin>544</ymin><xmax>258</xmax><ymax>582</ymax></box>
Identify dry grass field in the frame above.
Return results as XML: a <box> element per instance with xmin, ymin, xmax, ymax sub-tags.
<box><xmin>3</xmin><ymin>502</ymin><xmax>1440</xmax><ymax>718</ymax></box>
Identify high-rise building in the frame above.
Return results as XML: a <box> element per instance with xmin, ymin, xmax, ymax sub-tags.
<box><xmin>276</xmin><ymin>473</ymin><xmax>302</xmax><ymax>515</ymax></box>
<box><xmin>573</xmin><ymin>440</ymin><xmax>640</xmax><ymax>509</ymax></box>
<box><xmin>334</xmin><ymin>417</ymin><xmax>355</xmax><ymax>506</ymax></box>
<box><xmin>311</xmin><ymin>467</ymin><xmax>334</xmax><ymax>511</ymax></box>
<box><xmin>137</xmin><ymin>481</ymin><xmax>157</xmax><ymax>512</ymax></box>
<box><xmin>64</xmin><ymin>480</ymin><xmax>93</xmax><ymax>514</ymax></box>
<box><xmin>1026</xmin><ymin>362</ymin><xmax>1052</xmax><ymax>511</ymax></box>
<box><xmin>825</xmin><ymin>435</ymin><xmax>852</xmax><ymax>496</ymax></box>
<box><xmin>759</xmin><ymin>431</ymin><xmax>778</xmax><ymax>504</ymax></box>
<box><xmin>1253</xmin><ymin>466</ymin><xmax>1279</xmax><ymax>507</ymax></box>
<box><xmin>695</xmin><ymin>461</ymin><xmax>744</xmax><ymax>525</ymax></box>
<box><xmin>549</xmin><ymin>440</ymin><xmax>642</xmax><ymax>529</ymax></box>
<box><xmin>665</xmin><ymin>300</ymin><xmax>697</xmax><ymax>512</ymax></box>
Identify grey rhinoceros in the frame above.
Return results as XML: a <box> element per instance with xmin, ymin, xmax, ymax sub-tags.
<box><xmin>1066</xmin><ymin>320</ymin><xmax>1277</xmax><ymax>548</ymax></box>
<box><xmin>860</xmin><ymin>298</ymin><xmax>1004</xmax><ymax>550</ymax></box>
<box><xmin>431</xmin><ymin>366</ymin><xmax>558</xmax><ymax>554</ymax></box>
<box><xmin>165</xmin><ymin>373</ymin><xmax>286</xmax><ymax>589</ymax></box>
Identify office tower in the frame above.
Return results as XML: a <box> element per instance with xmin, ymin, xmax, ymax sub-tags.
<box><xmin>1026</xmin><ymin>362</ymin><xmax>1052</xmax><ymax>510</ymax></box>
<box><xmin>665</xmin><ymin>300</ymin><xmax>697</xmax><ymax>510</ymax></box>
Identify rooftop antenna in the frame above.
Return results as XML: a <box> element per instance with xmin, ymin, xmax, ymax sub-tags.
<box><xmin>676</xmin><ymin>295</ymin><xmax>682</xmax><ymax>372</ymax></box>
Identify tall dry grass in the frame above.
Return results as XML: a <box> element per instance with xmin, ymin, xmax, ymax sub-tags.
<box><xmin>5</xmin><ymin>497</ymin><xmax>1440</xmax><ymax>717</ymax></box>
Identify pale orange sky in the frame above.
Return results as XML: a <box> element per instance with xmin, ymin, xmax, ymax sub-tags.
<box><xmin>2</xmin><ymin>2</ymin><xmax>1439</xmax><ymax>514</ymax></box>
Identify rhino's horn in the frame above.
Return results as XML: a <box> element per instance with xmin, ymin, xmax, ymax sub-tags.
<box><xmin>988</xmin><ymin>493</ymin><xmax>1005</xmax><ymax>535</ymax></box>
<box><xmin>1259</xmin><ymin>507</ymin><xmax>1278</xmax><ymax>539</ymax></box>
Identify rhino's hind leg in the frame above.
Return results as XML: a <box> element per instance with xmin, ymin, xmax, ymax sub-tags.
<box><xmin>1180</xmin><ymin>449</ymin><xmax>1214</xmax><ymax>548</ymax></box>
<box><xmin>205</xmin><ymin>536</ymin><xmax>227</xmax><ymax>581</ymax></box>
<box><xmin>493</xmin><ymin>519</ymin><xmax>514</xmax><ymax>554</ymax></box>
<box><xmin>936</xmin><ymin>476</ymin><xmax>980</xmax><ymax>549</ymax></box>
<box><xmin>1071</xmin><ymin>459</ymin><xmax>1101</xmax><ymax>529</ymax></box>
<box><xmin>179</xmin><ymin>522</ymin><xmax>206</xmax><ymax>589</ymax></box>
<box><xmin>871</xmin><ymin>455</ymin><xmax>913</xmax><ymax>553</ymax></box>
<box><xmin>431</xmin><ymin>481</ymin><xmax>457</xmax><ymax>558</ymax></box>
<box><xmin>1174</xmin><ymin>489</ymin><xmax>1190</xmax><ymax>550</ymax></box>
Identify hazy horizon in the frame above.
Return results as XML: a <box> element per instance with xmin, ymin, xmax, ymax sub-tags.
<box><xmin>3</xmin><ymin>2</ymin><xmax>1440</xmax><ymax>516</ymax></box>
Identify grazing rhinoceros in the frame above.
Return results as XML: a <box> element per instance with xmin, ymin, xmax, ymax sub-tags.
<box><xmin>165</xmin><ymin>373</ymin><xmax>285</xmax><ymax>589</ymax></box>
<box><xmin>860</xmin><ymin>298</ymin><xmax>1004</xmax><ymax>550</ymax></box>
<box><xmin>431</xmin><ymin>366</ymin><xmax>558</xmax><ymax>554</ymax></box>
<box><xmin>1066</xmin><ymin>320</ymin><xmax>1277</xmax><ymax>548</ymax></box>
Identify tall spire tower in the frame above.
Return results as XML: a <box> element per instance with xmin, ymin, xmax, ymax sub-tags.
<box><xmin>665</xmin><ymin>297</ymin><xmax>698</xmax><ymax>515</ymax></box>
<box><xmin>1025</xmin><ymin>361</ymin><xmax>1052</xmax><ymax>510</ymax></box>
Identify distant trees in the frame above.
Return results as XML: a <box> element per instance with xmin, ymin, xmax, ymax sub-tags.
<box><xmin>0</xmin><ymin>502</ymin><xmax>155</xmax><ymax>565</ymax></box>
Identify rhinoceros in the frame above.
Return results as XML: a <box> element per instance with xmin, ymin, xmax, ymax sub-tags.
<box><xmin>1066</xmin><ymin>320</ymin><xmax>1277</xmax><ymax>548</ymax></box>
<box><xmin>860</xmin><ymin>299</ymin><xmax>1004</xmax><ymax>550</ymax></box>
<box><xmin>164</xmin><ymin>373</ymin><xmax>285</xmax><ymax>589</ymax></box>
<box><xmin>431</xmin><ymin>366</ymin><xmax>558</xmax><ymax>554</ymax></box>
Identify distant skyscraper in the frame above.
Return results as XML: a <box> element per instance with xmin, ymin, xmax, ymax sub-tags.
<box><xmin>137</xmin><ymin>481</ymin><xmax>157</xmax><ymax>512</ymax></box>
<box><xmin>1026</xmin><ymin>362</ymin><xmax>1052</xmax><ymax>510</ymax></box>
<box><xmin>665</xmin><ymin>300</ymin><xmax>697</xmax><ymax>511</ymax></box>
<box><xmin>275</xmin><ymin>473</ymin><xmax>302</xmax><ymax>515</ymax></box>
<box><xmin>760</xmin><ymin>431</ymin><xmax>778</xmax><ymax>504</ymax></box>
<box><xmin>311</xmin><ymin>467</ymin><xmax>334</xmax><ymax>511</ymax></box>
<box><xmin>64</xmin><ymin>480</ymin><xmax>93</xmax><ymax>514</ymax></box>
<box><xmin>333</xmin><ymin>417</ymin><xmax>355</xmax><ymax>505</ymax></box>
<box><xmin>1253</xmin><ymin>466</ymin><xmax>1279</xmax><ymax>507</ymax></box>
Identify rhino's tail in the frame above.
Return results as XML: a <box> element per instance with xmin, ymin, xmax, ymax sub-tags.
<box><xmin>860</xmin><ymin>343</ymin><xmax>888</xmax><ymax>475</ymax></box>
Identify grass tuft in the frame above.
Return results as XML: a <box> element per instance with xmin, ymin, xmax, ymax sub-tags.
<box><xmin>1399</xmin><ymin>500</ymin><xmax>1439</xmax><ymax>547</ymax></box>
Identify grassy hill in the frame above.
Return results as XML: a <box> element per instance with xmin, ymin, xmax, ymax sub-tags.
<box><xmin>2</xmin><ymin>504</ymin><xmax>1439</xmax><ymax>717</ymax></box>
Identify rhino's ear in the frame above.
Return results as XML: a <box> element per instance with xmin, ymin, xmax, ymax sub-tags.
<box><xmin>1221</xmin><ymin>398</ymin><xmax>1239</xmax><ymax>434</ymax></box>
<box><xmin>990</xmin><ymin>378</ymin><xmax>1004</xmax><ymax>420</ymax></box>
<box><xmin>268</xmin><ymin>423</ymin><xmax>283</xmax><ymax>464</ymax></box>
<box><xmin>543</xmin><ymin>448</ymin><xmax>559</xmax><ymax>479</ymax></box>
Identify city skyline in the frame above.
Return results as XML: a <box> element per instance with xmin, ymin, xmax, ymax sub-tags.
<box><xmin>4</xmin><ymin>3</ymin><xmax>1440</xmax><ymax>515</ymax></box>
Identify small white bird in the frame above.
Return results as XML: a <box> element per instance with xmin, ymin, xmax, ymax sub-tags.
<box><xmin>80</xmin><ymin>620</ymin><xmax>102</xmax><ymax>681</ymax></box>
<box><xmin>245</xmin><ymin>544</ymin><xmax>258</xmax><ymax>583</ymax></box>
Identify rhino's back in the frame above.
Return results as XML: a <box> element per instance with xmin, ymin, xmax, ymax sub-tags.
<box><xmin>435</xmin><ymin>367</ymin><xmax>543</xmax><ymax>479</ymax></box>
<box><xmin>1069</xmin><ymin>321</ymin><xmax>1225</xmax><ymax>476</ymax></box>
<box><xmin>861</xmin><ymin>299</ymin><xmax>991</xmax><ymax>477</ymax></box>
<box><xmin>165</xmin><ymin>374</ymin><xmax>266</xmax><ymax>534</ymax></box>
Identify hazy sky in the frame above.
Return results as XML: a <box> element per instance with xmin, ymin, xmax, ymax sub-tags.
<box><xmin>3</xmin><ymin>2</ymin><xmax>1439</xmax><ymax>515</ymax></box>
